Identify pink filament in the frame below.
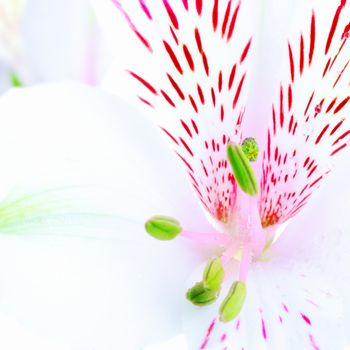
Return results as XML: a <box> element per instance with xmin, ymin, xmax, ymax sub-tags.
<box><xmin>239</xmin><ymin>244</ymin><xmax>251</xmax><ymax>281</ymax></box>
<box><xmin>180</xmin><ymin>230</ymin><xmax>231</xmax><ymax>245</ymax></box>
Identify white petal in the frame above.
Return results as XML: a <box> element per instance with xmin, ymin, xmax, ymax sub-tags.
<box><xmin>270</xmin><ymin>153</ymin><xmax>350</xmax><ymax>344</ymax></box>
<box><xmin>260</xmin><ymin>0</ymin><xmax>350</xmax><ymax>228</ymax></box>
<box><xmin>143</xmin><ymin>334</ymin><xmax>189</xmax><ymax>350</ymax></box>
<box><xmin>0</xmin><ymin>222</ymin><xmax>202</xmax><ymax>349</ymax></box>
<box><xmin>182</xmin><ymin>260</ymin><xmax>346</xmax><ymax>349</ymax></box>
<box><xmin>0</xmin><ymin>81</ymin><xmax>210</xmax><ymax>233</ymax></box>
<box><xmin>270</xmin><ymin>153</ymin><xmax>350</xmax><ymax>282</ymax></box>
<box><xmin>0</xmin><ymin>82</ymin><xmax>212</xmax><ymax>348</ymax></box>
<box><xmin>0</xmin><ymin>312</ymin><xmax>68</xmax><ymax>350</ymax></box>
<box><xmin>180</xmin><ymin>156</ymin><xmax>350</xmax><ymax>348</ymax></box>
<box><xmin>92</xmin><ymin>0</ymin><xmax>261</xmax><ymax>228</ymax></box>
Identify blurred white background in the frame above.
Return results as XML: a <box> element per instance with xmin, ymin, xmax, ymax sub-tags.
<box><xmin>0</xmin><ymin>0</ymin><xmax>110</xmax><ymax>92</ymax></box>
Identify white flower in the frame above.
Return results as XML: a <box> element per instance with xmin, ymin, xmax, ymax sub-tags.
<box><xmin>90</xmin><ymin>0</ymin><xmax>350</xmax><ymax>348</ymax></box>
<box><xmin>0</xmin><ymin>0</ymin><xmax>348</xmax><ymax>349</ymax></box>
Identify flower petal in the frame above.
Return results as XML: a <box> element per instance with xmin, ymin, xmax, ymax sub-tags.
<box><xmin>182</xmin><ymin>261</ymin><xmax>346</xmax><ymax>349</ymax></box>
<box><xmin>0</xmin><ymin>81</ymin><xmax>210</xmax><ymax>234</ymax></box>
<box><xmin>269</xmin><ymin>153</ymin><xmax>350</xmax><ymax>343</ymax></box>
<box><xmin>182</xmin><ymin>154</ymin><xmax>350</xmax><ymax>349</ymax></box>
<box><xmin>92</xmin><ymin>0</ymin><xmax>260</xmax><ymax>227</ymax></box>
<box><xmin>0</xmin><ymin>82</ymin><xmax>213</xmax><ymax>348</ymax></box>
<box><xmin>260</xmin><ymin>0</ymin><xmax>350</xmax><ymax>228</ymax></box>
<box><xmin>0</xmin><ymin>220</ymin><xmax>203</xmax><ymax>349</ymax></box>
<box><xmin>143</xmin><ymin>334</ymin><xmax>189</xmax><ymax>350</ymax></box>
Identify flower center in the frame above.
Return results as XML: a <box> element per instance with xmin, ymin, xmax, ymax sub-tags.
<box><xmin>145</xmin><ymin>140</ymin><xmax>263</xmax><ymax>323</ymax></box>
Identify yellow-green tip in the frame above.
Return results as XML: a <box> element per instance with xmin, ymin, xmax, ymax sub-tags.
<box><xmin>241</xmin><ymin>137</ymin><xmax>259</xmax><ymax>162</ymax></box>
<box><xmin>10</xmin><ymin>71</ymin><xmax>23</xmax><ymax>87</ymax></box>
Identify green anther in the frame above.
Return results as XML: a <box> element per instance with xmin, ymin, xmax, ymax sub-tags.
<box><xmin>241</xmin><ymin>137</ymin><xmax>259</xmax><ymax>162</ymax></box>
<box><xmin>203</xmin><ymin>258</ymin><xmax>224</xmax><ymax>291</ymax></box>
<box><xmin>219</xmin><ymin>281</ymin><xmax>247</xmax><ymax>323</ymax></box>
<box><xmin>227</xmin><ymin>143</ymin><xmax>259</xmax><ymax>196</ymax></box>
<box><xmin>10</xmin><ymin>71</ymin><xmax>23</xmax><ymax>87</ymax></box>
<box><xmin>145</xmin><ymin>215</ymin><xmax>182</xmax><ymax>240</ymax></box>
<box><xmin>186</xmin><ymin>281</ymin><xmax>219</xmax><ymax>306</ymax></box>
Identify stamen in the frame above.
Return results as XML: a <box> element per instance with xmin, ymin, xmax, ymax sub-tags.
<box><xmin>227</xmin><ymin>143</ymin><xmax>259</xmax><ymax>196</ymax></box>
<box><xmin>203</xmin><ymin>258</ymin><xmax>225</xmax><ymax>290</ymax></box>
<box><xmin>187</xmin><ymin>258</ymin><xmax>225</xmax><ymax>306</ymax></box>
<box><xmin>186</xmin><ymin>281</ymin><xmax>219</xmax><ymax>306</ymax></box>
<box><xmin>145</xmin><ymin>215</ymin><xmax>231</xmax><ymax>244</ymax></box>
<box><xmin>145</xmin><ymin>215</ymin><xmax>182</xmax><ymax>240</ymax></box>
<box><xmin>219</xmin><ymin>281</ymin><xmax>247</xmax><ymax>323</ymax></box>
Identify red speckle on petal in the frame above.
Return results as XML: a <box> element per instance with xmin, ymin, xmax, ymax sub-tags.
<box><xmin>315</xmin><ymin>124</ymin><xmax>330</xmax><ymax>144</ymax></box>
<box><xmin>163</xmin><ymin>41</ymin><xmax>183</xmax><ymax>74</ymax></box>
<box><xmin>138</xmin><ymin>96</ymin><xmax>154</xmax><ymax>108</ymax></box>
<box><xmin>288</xmin><ymin>43</ymin><xmax>295</xmax><ymax>82</ymax></box>
<box><xmin>279</xmin><ymin>86</ymin><xmax>285</xmax><ymax>128</ymax></box>
<box><xmin>195</xmin><ymin>28</ymin><xmax>203</xmax><ymax>53</ymax></box>
<box><xmin>261</xmin><ymin>318</ymin><xmax>267</xmax><ymax>340</ymax></box>
<box><xmin>161</xmin><ymin>127</ymin><xmax>178</xmax><ymax>144</ymax></box>
<box><xmin>233</xmin><ymin>73</ymin><xmax>246</xmax><ymax>109</ymax></box>
<box><xmin>218</xmin><ymin>71</ymin><xmax>223</xmax><ymax>92</ymax></box>
<box><xmin>139</xmin><ymin>0</ymin><xmax>152</xmax><ymax>20</ymax></box>
<box><xmin>163</xmin><ymin>0</ymin><xmax>179</xmax><ymax>29</ymax></box>
<box><xmin>309</xmin><ymin>11</ymin><xmax>316</xmax><ymax>65</ymax></box>
<box><xmin>332</xmin><ymin>129</ymin><xmax>350</xmax><ymax>146</ymax></box>
<box><xmin>212</xmin><ymin>0</ymin><xmax>219</xmax><ymax>31</ymax></box>
<box><xmin>221</xmin><ymin>1</ymin><xmax>232</xmax><ymax>38</ymax></box>
<box><xmin>197</xmin><ymin>84</ymin><xmax>205</xmax><ymax>104</ymax></box>
<box><xmin>331</xmin><ymin>143</ymin><xmax>347</xmax><ymax>156</ymax></box>
<box><xmin>325</xmin><ymin>0</ymin><xmax>346</xmax><ymax>54</ymax></box>
<box><xmin>202</xmin><ymin>51</ymin><xmax>210</xmax><ymax>76</ymax></box>
<box><xmin>182</xmin><ymin>0</ymin><xmax>188</xmax><ymax>10</ymax></box>
<box><xmin>127</xmin><ymin>70</ymin><xmax>158</xmax><ymax>95</ymax></box>
<box><xmin>299</xmin><ymin>34</ymin><xmax>305</xmax><ymax>75</ymax></box>
<box><xmin>326</xmin><ymin>97</ymin><xmax>338</xmax><ymax>113</ymax></box>
<box><xmin>228</xmin><ymin>64</ymin><xmax>237</xmax><ymax>90</ymax></box>
<box><xmin>227</xmin><ymin>3</ymin><xmax>240</xmax><ymax>41</ymax></box>
<box><xmin>334</xmin><ymin>96</ymin><xmax>350</xmax><ymax>114</ymax></box>
<box><xmin>309</xmin><ymin>334</ymin><xmax>320</xmax><ymax>350</ymax></box>
<box><xmin>183</xmin><ymin>45</ymin><xmax>195</xmax><ymax>71</ymax></box>
<box><xmin>111</xmin><ymin>0</ymin><xmax>153</xmax><ymax>52</ymax></box>
<box><xmin>330</xmin><ymin>119</ymin><xmax>345</xmax><ymax>135</ymax></box>
<box><xmin>240</xmin><ymin>38</ymin><xmax>252</xmax><ymax>63</ymax></box>
<box><xmin>200</xmin><ymin>319</ymin><xmax>217</xmax><ymax>350</ymax></box>
<box><xmin>180</xmin><ymin>137</ymin><xmax>194</xmax><ymax>156</ymax></box>
<box><xmin>188</xmin><ymin>94</ymin><xmax>199</xmax><ymax>113</ymax></box>
<box><xmin>167</xmin><ymin>73</ymin><xmax>185</xmax><ymax>99</ymax></box>
<box><xmin>196</xmin><ymin>0</ymin><xmax>203</xmax><ymax>15</ymax></box>
<box><xmin>181</xmin><ymin>119</ymin><xmax>193</xmax><ymax>138</ymax></box>
<box><xmin>161</xmin><ymin>90</ymin><xmax>176</xmax><ymax>107</ymax></box>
